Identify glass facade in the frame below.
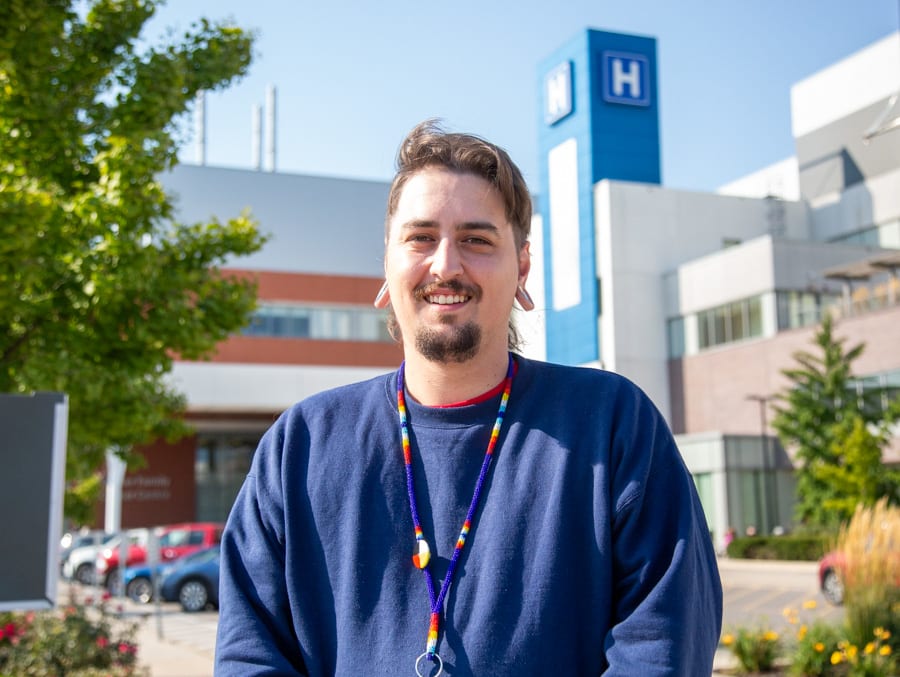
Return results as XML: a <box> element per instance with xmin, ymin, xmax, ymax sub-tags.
<box><xmin>697</xmin><ymin>296</ymin><xmax>763</xmax><ymax>350</ymax></box>
<box><xmin>829</xmin><ymin>219</ymin><xmax>900</xmax><ymax>249</ymax></box>
<box><xmin>848</xmin><ymin>368</ymin><xmax>900</xmax><ymax>416</ymax></box>
<box><xmin>775</xmin><ymin>290</ymin><xmax>840</xmax><ymax>331</ymax></box>
<box><xmin>244</xmin><ymin>303</ymin><xmax>392</xmax><ymax>342</ymax></box>
<box><xmin>195</xmin><ymin>433</ymin><xmax>262</xmax><ymax>522</ymax></box>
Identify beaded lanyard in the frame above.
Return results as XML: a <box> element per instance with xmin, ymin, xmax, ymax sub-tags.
<box><xmin>397</xmin><ymin>354</ymin><xmax>514</xmax><ymax>677</ymax></box>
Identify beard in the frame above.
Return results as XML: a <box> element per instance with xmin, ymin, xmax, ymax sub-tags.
<box><xmin>415</xmin><ymin>320</ymin><xmax>481</xmax><ymax>363</ymax></box>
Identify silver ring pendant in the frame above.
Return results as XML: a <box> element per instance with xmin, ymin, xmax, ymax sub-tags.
<box><xmin>415</xmin><ymin>651</ymin><xmax>443</xmax><ymax>677</ymax></box>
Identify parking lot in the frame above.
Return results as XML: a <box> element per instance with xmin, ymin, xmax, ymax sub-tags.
<box><xmin>59</xmin><ymin>557</ymin><xmax>845</xmax><ymax>676</ymax></box>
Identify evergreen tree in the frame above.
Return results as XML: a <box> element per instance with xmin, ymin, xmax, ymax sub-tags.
<box><xmin>772</xmin><ymin>314</ymin><xmax>899</xmax><ymax>529</ymax></box>
<box><xmin>0</xmin><ymin>1</ymin><xmax>265</xmax><ymax>522</ymax></box>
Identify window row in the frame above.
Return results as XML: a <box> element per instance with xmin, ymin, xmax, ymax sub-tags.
<box><xmin>829</xmin><ymin>219</ymin><xmax>900</xmax><ymax>249</ymax></box>
<box><xmin>243</xmin><ymin>303</ymin><xmax>392</xmax><ymax>342</ymax></box>
<box><xmin>667</xmin><ymin>290</ymin><xmax>841</xmax><ymax>358</ymax></box>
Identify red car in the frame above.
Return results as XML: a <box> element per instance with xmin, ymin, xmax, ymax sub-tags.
<box><xmin>818</xmin><ymin>551</ymin><xmax>846</xmax><ymax>605</ymax></box>
<box><xmin>96</xmin><ymin>522</ymin><xmax>224</xmax><ymax>591</ymax></box>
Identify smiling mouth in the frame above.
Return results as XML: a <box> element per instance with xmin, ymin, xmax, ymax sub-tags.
<box><xmin>426</xmin><ymin>294</ymin><xmax>470</xmax><ymax>305</ymax></box>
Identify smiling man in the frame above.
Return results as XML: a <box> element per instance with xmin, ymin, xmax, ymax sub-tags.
<box><xmin>215</xmin><ymin>120</ymin><xmax>723</xmax><ymax>676</ymax></box>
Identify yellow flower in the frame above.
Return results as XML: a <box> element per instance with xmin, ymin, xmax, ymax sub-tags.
<box><xmin>802</xmin><ymin>599</ymin><xmax>817</xmax><ymax>609</ymax></box>
<box><xmin>864</xmin><ymin>642</ymin><xmax>875</xmax><ymax>655</ymax></box>
<box><xmin>764</xmin><ymin>631</ymin><xmax>779</xmax><ymax>642</ymax></box>
<box><xmin>797</xmin><ymin>624</ymin><xmax>808</xmax><ymax>640</ymax></box>
<box><xmin>814</xmin><ymin>642</ymin><xmax>825</xmax><ymax>652</ymax></box>
<box><xmin>721</xmin><ymin>633</ymin><xmax>734</xmax><ymax>646</ymax></box>
<box><xmin>846</xmin><ymin>645</ymin><xmax>858</xmax><ymax>659</ymax></box>
<box><xmin>879</xmin><ymin>645</ymin><xmax>892</xmax><ymax>656</ymax></box>
<box><xmin>831</xmin><ymin>651</ymin><xmax>843</xmax><ymax>665</ymax></box>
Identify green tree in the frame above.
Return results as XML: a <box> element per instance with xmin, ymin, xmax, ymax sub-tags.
<box><xmin>772</xmin><ymin>313</ymin><xmax>899</xmax><ymax>530</ymax></box>
<box><xmin>0</xmin><ymin>1</ymin><xmax>266</xmax><ymax>523</ymax></box>
<box><xmin>814</xmin><ymin>415</ymin><xmax>900</xmax><ymax>523</ymax></box>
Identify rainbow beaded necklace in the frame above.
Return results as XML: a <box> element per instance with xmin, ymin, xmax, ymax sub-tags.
<box><xmin>397</xmin><ymin>354</ymin><xmax>515</xmax><ymax>676</ymax></box>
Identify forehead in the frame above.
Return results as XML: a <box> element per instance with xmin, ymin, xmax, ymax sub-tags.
<box><xmin>390</xmin><ymin>168</ymin><xmax>507</xmax><ymax>225</ymax></box>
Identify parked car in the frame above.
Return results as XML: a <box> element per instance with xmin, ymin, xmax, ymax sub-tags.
<box><xmin>123</xmin><ymin>546</ymin><xmax>219</xmax><ymax>604</ymax></box>
<box><xmin>97</xmin><ymin>522</ymin><xmax>224</xmax><ymax>592</ymax></box>
<box><xmin>159</xmin><ymin>545</ymin><xmax>220</xmax><ymax>612</ymax></box>
<box><xmin>819</xmin><ymin>550</ymin><xmax>846</xmax><ymax>605</ymax></box>
<box><xmin>59</xmin><ymin>530</ymin><xmax>113</xmax><ymax>576</ymax></box>
<box><xmin>819</xmin><ymin>548</ymin><xmax>899</xmax><ymax>606</ymax></box>
<box><xmin>62</xmin><ymin>529</ymin><xmax>144</xmax><ymax>585</ymax></box>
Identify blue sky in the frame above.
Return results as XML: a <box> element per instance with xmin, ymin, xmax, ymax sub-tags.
<box><xmin>148</xmin><ymin>1</ymin><xmax>899</xmax><ymax>193</ymax></box>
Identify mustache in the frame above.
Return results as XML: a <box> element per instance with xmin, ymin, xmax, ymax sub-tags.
<box><xmin>414</xmin><ymin>280</ymin><xmax>481</xmax><ymax>301</ymax></box>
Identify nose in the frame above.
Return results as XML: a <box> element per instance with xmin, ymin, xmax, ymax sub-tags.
<box><xmin>429</xmin><ymin>237</ymin><xmax>463</xmax><ymax>280</ymax></box>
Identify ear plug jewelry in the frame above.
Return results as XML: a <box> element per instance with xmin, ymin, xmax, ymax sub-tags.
<box><xmin>373</xmin><ymin>281</ymin><xmax>389</xmax><ymax>308</ymax></box>
<box><xmin>516</xmin><ymin>285</ymin><xmax>535</xmax><ymax>310</ymax></box>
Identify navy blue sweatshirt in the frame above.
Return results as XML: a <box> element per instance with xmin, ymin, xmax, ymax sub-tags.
<box><xmin>215</xmin><ymin>356</ymin><xmax>722</xmax><ymax>675</ymax></box>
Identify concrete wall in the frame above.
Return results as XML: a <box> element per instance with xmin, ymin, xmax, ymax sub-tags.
<box><xmin>160</xmin><ymin>164</ymin><xmax>390</xmax><ymax>277</ymax></box>
<box><xmin>595</xmin><ymin>180</ymin><xmax>810</xmax><ymax>419</ymax></box>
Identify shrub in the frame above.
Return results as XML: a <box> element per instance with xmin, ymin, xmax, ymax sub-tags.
<box><xmin>721</xmin><ymin>625</ymin><xmax>781</xmax><ymax>673</ymax></box>
<box><xmin>727</xmin><ymin>535</ymin><xmax>830</xmax><ymax>561</ymax></box>
<box><xmin>828</xmin><ymin>629</ymin><xmax>897</xmax><ymax>677</ymax></box>
<box><xmin>784</xmin><ymin>604</ymin><xmax>843</xmax><ymax>676</ymax></box>
<box><xmin>0</xmin><ymin>593</ymin><xmax>147</xmax><ymax>676</ymax></box>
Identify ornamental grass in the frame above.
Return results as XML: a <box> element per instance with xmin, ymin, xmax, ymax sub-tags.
<box><xmin>836</xmin><ymin>498</ymin><xmax>900</xmax><ymax>653</ymax></box>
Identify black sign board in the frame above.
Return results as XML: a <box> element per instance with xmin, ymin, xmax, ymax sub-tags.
<box><xmin>0</xmin><ymin>392</ymin><xmax>68</xmax><ymax>610</ymax></box>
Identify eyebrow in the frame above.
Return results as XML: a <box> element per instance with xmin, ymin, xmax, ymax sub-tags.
<box><xmin>399</xmin><ymin>220</ymin><xmax>501</xmax><ymax>236</ymax></box>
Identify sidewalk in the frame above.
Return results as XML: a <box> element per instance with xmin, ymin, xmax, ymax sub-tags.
<box><xmin>131</xmin><ymin>609</ymin><xmax>216</xmax><ymax>676</ymax></box>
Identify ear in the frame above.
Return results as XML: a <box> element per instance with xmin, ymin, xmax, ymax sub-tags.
<box><xmin>373</xmin><ymin>280</ymin><xmax>391</xmax><ymax>309</ymax></box>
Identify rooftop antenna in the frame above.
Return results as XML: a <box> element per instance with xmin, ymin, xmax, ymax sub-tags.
<box><xmin>194</xmin><ymin>90</ymin><xmax>207</xmax><ymax>165</ymax></box>
<box><xmin>265</xmin><ymin>84</ymin><xmax>277</xmax><ymax>172</ymax></box>
<box><xmin>252</xmin><ymin>103</ymin><xmax>262</xmax><ymax>170</ymax></box>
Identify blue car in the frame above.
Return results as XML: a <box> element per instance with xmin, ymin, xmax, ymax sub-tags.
<box><xmin>123</xmin><ymin>559</ymin><xmax>179</xmax><ymax>604</ymax></box>
<box><xmin>159</xmin><ymin>545</ymin><xmax>220</xmax><ymax>612</ymax></box>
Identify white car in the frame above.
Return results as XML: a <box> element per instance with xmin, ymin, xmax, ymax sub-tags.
<box><xmin>62</xmin><ymin>529</ymin><xmax>146</xmax><ymax>585</ymax></box>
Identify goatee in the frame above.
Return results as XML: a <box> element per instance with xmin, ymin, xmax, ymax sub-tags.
<box><xmin>415</xmin><ymin>322</ymin><xmax>481</xmax><ymax>363</ymax></box>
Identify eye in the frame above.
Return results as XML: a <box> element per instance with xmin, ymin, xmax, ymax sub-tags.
<box><xmin>462</xmin><ymin>236</ymin><xmax>493</xmax><ymax>247</ymax></box>
<box><xmin>406</xmin><ymin>233</ymin><xmax>435</xmax><ymax>243</ymax></box>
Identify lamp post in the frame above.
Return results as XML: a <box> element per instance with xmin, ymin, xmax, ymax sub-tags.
<box><xmin>747</xmin><ymin>394</ymin><xmax>778</xmax><ymax>533</ymax></box>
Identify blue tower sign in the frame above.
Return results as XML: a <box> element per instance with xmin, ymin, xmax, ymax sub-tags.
<box><xmin>537</xmin><ymin>29</ymin><xmax>660</xmax><ymax>366</ymax></box>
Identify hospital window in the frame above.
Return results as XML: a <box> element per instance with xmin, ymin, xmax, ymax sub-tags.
<box><xmin>697</xmin><ymin>296</ymin><xmax>763</xmax><ymax>350</ymax></box>
<box><xmin>244</xmin><ymin>303</ymin><xmax>392</xmax><ymax>342</ymax></box>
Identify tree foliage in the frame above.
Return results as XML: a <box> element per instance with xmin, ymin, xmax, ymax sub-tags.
<box><xmin>772</xmin><ymin>313</ymin><xmax>900</xmax><ymax>530</ymax></box>
<box><xmin>0</xmin><ymin>1</ymin><xmax>265</xmax><ymax>522</ymax></box>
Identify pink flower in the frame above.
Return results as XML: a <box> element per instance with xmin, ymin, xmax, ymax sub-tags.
<box><xmin>96</xmin><ymin>635</ymin><xmax>109</xmax><ymax>648</ymax></box>
<box><xmin>3</xmin><ymin>623</ymin><xmax>16</xmax><ymax>638</ymax></box>
<box><xmin>102</xmin><ymin>591</ymin><xmax>112</xmax><ymax>601</ymax></box>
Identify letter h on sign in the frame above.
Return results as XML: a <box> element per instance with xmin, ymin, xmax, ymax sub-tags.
<box><xmin>601</xmin><ymin>51</ymin><xmax>650</xmax><ymax>107</ymax></box>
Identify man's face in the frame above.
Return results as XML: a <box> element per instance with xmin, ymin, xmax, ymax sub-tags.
<box><xmin>384</xmin><ymin>167</ymin><xmax>529</xmax><ymax>364</ymax></box>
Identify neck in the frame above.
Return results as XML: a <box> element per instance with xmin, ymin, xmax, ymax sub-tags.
<box><xmin>401</xmin><ymin>344</ymin><xmax>511</xmax><ymax>406</ymax></box>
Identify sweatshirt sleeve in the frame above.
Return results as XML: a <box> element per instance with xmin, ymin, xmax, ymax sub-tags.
<box><xmin>601</xmin><ymin>382</ymin><xmax>723</xmax><ymax>675</ymax></box>
<box><xmin>215</xmin><ymin>418</ymin><xmax>308</xmax><ymax>676</ymax></box>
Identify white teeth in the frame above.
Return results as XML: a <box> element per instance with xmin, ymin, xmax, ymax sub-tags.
<box><xmin>427</xmin><ymin>294</ymin><xmax>466</xmax><ymax>305</ymax></box>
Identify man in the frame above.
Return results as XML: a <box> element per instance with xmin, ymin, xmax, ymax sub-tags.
<box><xmin>215</xmin><ymin>120</ymin><xmax>723</xmax><ymax>676</ymax></box>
